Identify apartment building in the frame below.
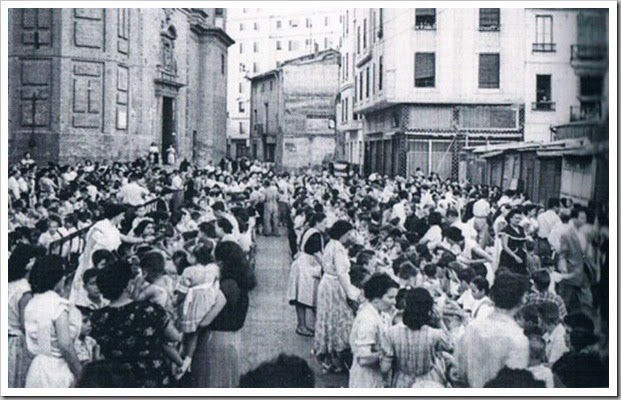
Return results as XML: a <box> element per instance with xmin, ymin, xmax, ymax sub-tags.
<box><xmin>343</xmin><ymin>8</ymin><xmax>526</xmax><ymax>179</ymax></box>
<box><xmin>226</xmin><ymin>8</ymin><xmax>343</xmax><ymax>159</ymax></box>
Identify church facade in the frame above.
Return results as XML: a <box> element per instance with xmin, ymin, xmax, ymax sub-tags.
<box><xmin>8</xmin><ymin>8</ymin><xmax>234</xmax><ymax>167</ymax></box>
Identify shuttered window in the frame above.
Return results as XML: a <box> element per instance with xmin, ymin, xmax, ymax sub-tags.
<box><xmin>479</xmin><ymin>53</ymin><xmax>499</xmax><ymax>89</ymax></box>
<box><xmin>415</xmin><ymin>52</ymin><xmax>435</xmax><ymax>87</ymax></box>
<box><xmin>479</xmin><ymin>9</ymin><xmax>500</xmax><ymax>31</ymax></box>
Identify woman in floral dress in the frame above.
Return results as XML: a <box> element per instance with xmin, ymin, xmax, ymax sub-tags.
<box><xmin>313</xmin><ymin>220</ymin><xmax>363</xmax><ymax>373</ymax></box>
<box><xmin>91</xmin><ymin>260</ymin><xmax>181</xmax><ymax>388</ymax></box>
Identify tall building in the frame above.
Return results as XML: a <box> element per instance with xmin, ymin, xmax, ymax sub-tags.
<box><xmin>468</xmin><ymin>8</ymin><xmax>609</xmax><ymax>206</ymax></box>
<box><xmin>249</xmin><ymin>49</ymin><xmax>340</xmax><ymax>172</ymax></box>
<box><xmin>226</xmin><ymin>8</ymin><xmax>344</xmax><ymax>159</ymax></box>
<box><xmin>8</xmin><ymin>8</ymin><xmax>234</xmax><ymax>167</ymax></box>
<box><xmin>340</xmin><ymin>8</ymin><xmax>526</xmax><ymax>179</ymax></box>
<box><xmin>339</xmin><ymin>8</ymin><xmax>609</xmax><ymax>181</ymax></box>
<box><xmin>336</xmin><ymin>10</ymin><xmax>363</xmax><ymax>173</ymax></box>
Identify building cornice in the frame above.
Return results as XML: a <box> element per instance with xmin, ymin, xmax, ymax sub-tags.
<box><xmin>191</xmin><ymin>24</ymin><xmax>236</xmax><ymax>47</ymax></box>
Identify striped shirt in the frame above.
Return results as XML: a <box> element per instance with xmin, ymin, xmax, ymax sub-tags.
<box><xmin>382</xmin><ymin>323</ymin><xmax>451</xmax><ymax>388</ymax></box>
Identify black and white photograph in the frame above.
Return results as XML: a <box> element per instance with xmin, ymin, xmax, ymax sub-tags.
<box><xmin>1</xmin><ymin>2</ymin><xmax>616</xmax><ymax>395</ymax></box>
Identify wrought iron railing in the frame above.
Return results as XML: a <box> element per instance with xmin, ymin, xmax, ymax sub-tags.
<box><xmin>532</xmin><ymin>43</ymin><xmax>556</xmax><ymax>52</ymax></box>
<box><xmin>570</xmin><ymin>45</ymin><xmax>607</xmax><ymax>61</ymax></box>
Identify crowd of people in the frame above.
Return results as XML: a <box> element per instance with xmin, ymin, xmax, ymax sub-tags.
<box><xmin>8</xmin><ymin>152</ymin><xmax>273</xmax><ymax>388</ymax></box>
<box><xmin>284</xmin><ymin>169</ymin><xmax>609</xmax><ymax>388</ymax></box>
<box><xmin>7</xmin><ymin>149</ymin><xmax>610</xmax><ymax>389</ymax></box>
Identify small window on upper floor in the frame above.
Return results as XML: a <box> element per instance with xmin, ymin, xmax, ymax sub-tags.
<box><xmin>415</xmin><ymin>9</ymin><xmax>436</xmax><ymax>30</ymax></box>
<box><xmin>479</xmin><ymin>9</ymin><xmax>500</xmax><ymax>31</ymax></box>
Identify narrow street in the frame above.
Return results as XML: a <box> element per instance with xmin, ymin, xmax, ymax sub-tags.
<box><xmin>239</xmin><ymin>228</ymin><xmax>349</xmax><ymax>388</ymax></box>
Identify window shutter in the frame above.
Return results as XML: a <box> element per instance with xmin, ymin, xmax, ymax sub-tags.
<box><xmin>479</xmin><ymin>54</ymin><xmax>499</xmax><ymax>88</ymax></box>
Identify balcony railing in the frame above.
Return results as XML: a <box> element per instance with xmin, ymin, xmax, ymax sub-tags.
<box><xmin>532</xmin><ymin>101</ymin><xmax>556</xmax><ymax>111</ymax></box>
<box><xmin>570</xmin><ymin>104</ymin><xmax>601</xmax><ymax>122</ymax></box>
<box><xmin>479</xmin><ymin>24</ymin><xmax>500</xmax><ymax>32</ymax></box>
<box><xmin>571</xmin><ymin>45</ymin><xmax>607</xmax><ymax>61</ymax></box>
<box><xmin>415</xmin><ymin>22</ymin><xmax>436</xmax><ymax>30</ymax></box>
<box><xmin>532</xmin><ymin>43</ymin><xmax>556</xmax><ymax>52</ymax></box>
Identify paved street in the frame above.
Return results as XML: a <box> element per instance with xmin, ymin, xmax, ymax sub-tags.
<box><xmin>239</xmin><ymin>228</ymin><xmax>349</xmax><ymax>388</ymax></box>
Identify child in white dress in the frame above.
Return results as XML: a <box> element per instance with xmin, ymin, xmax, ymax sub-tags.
<box><xmin>174</xmin><ymin>242</ymin><xmax>220</xmax><ymax>377</ymax></box>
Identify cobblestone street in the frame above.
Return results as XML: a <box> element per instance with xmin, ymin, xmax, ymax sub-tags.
<box><xmin>239</xmin><ymin>228</ymin><xmax>348</xmax><ymax>388</ymax></box>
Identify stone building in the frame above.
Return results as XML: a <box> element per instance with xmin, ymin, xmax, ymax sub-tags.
<box><xmin>8</xmin><ymin>8</ymin><xmax>234</xmax><ymax>167</ymax></box>
<box><xmin>226</xmin><ymin>8</ymin><xmax>344</xmax><ymax>159</ymax></box>
<box><xmin>249</xmin><ymin>49</ymin><xmax>339</xmax><ymax>172</ymax></box>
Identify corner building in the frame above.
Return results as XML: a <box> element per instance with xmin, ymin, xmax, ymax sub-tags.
<box><xmin>8</xmin><ymin>8</ymin><xmax>234</xmax><ymax>167</ymax></box>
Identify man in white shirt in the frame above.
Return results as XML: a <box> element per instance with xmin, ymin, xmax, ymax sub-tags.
<box><xmin>455</xmin><ymin>272</ymin><xmax>530</xmax><ymax>388</ymax></box>
<box><xmin>8</xmin><ymin>169</ymin><xmax>21</xmax><ymax>200</ymax></box>
<box><xmin>390</xmin><ymin>190</ymin><xmax>409</xmax><ymax>230</ymax></box>
<box><xmin>536</xmin><ymin>198</ymin><xmax>561</xmax><ymax>259</ymax></box>
<box><xmin>118</xmin><ymin>173</ymin><xmax>150</xmax><ymax>206</ymax></box>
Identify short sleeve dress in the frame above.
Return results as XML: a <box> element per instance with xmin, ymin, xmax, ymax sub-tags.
<box><xmin>381</xmin><ymin>323</ymin><xmax>451</xmax><ymax>388</ymax></box>
<box><xmin>499</xmin><ymin>224</ymin><xmax>528</xmax><ymax>275</ymax></box>
<box><xmin>24</xmin><ymin>291</ymin><xmax>81</xmax><ymax>388</ymax></box>
<box><xmin>287</xmin><ymin>228</ymin><xmax>324</xmax><ymax>308</ymax></box>
<box><xmin>348</xmin><ymin>302</ymin><xmax>385</xmax><ymax>388</ymax></box>
<box><xmin>90</xmin><ymin>301</ymin><xmax>172</xmax><ymax>388</ymax></box>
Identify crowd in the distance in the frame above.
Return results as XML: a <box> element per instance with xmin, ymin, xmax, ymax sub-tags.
<box><xmin>284</xmin><ymin>168</ymin><xmax>609</xmax><ymax>388</ymax></box>
<box><xmin>7</xmin><ymin>151</ymin><xmax>285</xmax><ymax>388</ymax></box>
<box><xmin>7</xmin><ymin>148</ymin><xmax>610</xmax><ymax>389</ymax></box>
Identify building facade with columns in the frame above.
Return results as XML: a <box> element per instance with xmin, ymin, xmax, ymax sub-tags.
<box><xmin>8</xmin><ymin>8</ymin><xmax>234</xmax><ymax>167</ymax></box>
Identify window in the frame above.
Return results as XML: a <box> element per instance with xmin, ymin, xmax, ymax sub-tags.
<box><xmin>345</xmin><ymin>53</ymin><xmax>349</xmax><ymax>79</ymax></box>
<box><xmin>346</xmin><ymin>11</ymin><xmax>349</xmax><ymax>35</ymax></box>
<box><xmin>254</xmin><ymin>22</ymin><xmax>259</xmax><ymax>30</ymax></box>
<box><xmin>580</xmin><ymin>76</ymin><xmax>603</xmax><ymax>97</ymax></box>
<box><xmin>221</xmin><ymin>54</ymin><xmax>225</xmax><ymax>74</ymax></box>
<box><xmin>238</xmin><ymin>101</ymin><xmax>245</xmax><ymax>112</ymax></box>
<box><xmin>324</xmin><ymin>37</ymin><xmax>328</xmax><ymax>49</ymax></box>
<box><xmin>354</xmin><ymin>78</ymin><xmax>357</xmax><ymax>104</ymax></box>
<box><xmin>415</xmin><ymin>9</ymin><xmax>436</xmax><ymax>30</ymax></box>
<box><xmin>359</xmin><ymin>72</ymin><xmax>363</xmax><ymax>100</ymax></box>
<box><xmin>414</xmin><ymin>52</ymin><xmax>435</xmax><ymax>87</ymax></box>
<box><xmin>478</xmin><ymin>53</ymin><xmax>500</xmax><ymax>89</ymax></box>
<box><xmin>253</xmin><ymin>42</ymin><xmax>258</xmax><ymax>53</ymax></box>
<box><xmin>345</xmin><ymin>98</ymin><xmax>349</xmax><ymax>122</ymax></box>
<box><xmin>276</xmin><ymin>61</ymin><xmax>282</xmax><ymax>68</ymax></box>
<box><xmin>261</xmin><ymin>82</ymin><xmax>265</xmax><ymax>93</ymax></box>
<box><xmin>363</xmin><ymin>18</ymin><xmax>367</xmax><ymax>49</ymax></box>
<box><xmin>239</xmin><ymin>43</ymin><xmax>243</xmax><ymax>54</ymax></box>
<box><xmin>379</xmin><ymin>56</ymin><xmax>383</xmax><ymax>90</ymax></box>
<box><xmin>372</xmin><ymin>62</ymin><xmax>376</xmax><ymax>94</ymax></box>
<box><xmin>341</xmin><ymin>99</ymin><xmax>345</xmax><ymax>122</ymax></box>
<box><xmin>239</xmin><ymin>122</ymin><xmax>245</xmax><ymax>134</ymax></box>
<box><xmin>534</xmin><ymin>75</ymin><xmax>554</xmax><ymax>110</ymax></box>
<box><xmin>325</xmin><ymin>16</ymin><xmax>329</xmax><ymax>26</ymax></box>
<box><xmin>366</xmin><ymin>66</ymin><xmax>370</xmax><ymax>98</ymax></box>
<box><xmin>276</xmin><ymin>20</ymin><xmax>282</xmax><ymax>29</ymax></box>
<box><xmin>239</xmin><ymin>82</ymin><xmax>243</xmax><ymax>93</ymax></box>
<box><xmin>378</xmin><ymin>9</ymin><xmax>384</xmax><ymax>38</ymax></box>
<box><xmin>270</xmin><ymin>80</ymin><xmax>273</xmax><ymax>91</ymax></box>
<box><xmin>276</xmin><ymin>40</ymin><xmax>282</xmax><ymax>50</ymax></box>
<box><xmin>288</xmin><ymin>40</ymin><xmax>293</xmax><ymax>51</ymax></box>
<box><xmin>357</xmin><ymin>26</ymin><xmax>361</xmax><ymax>53</ymax></box>
<box><xmin>372</xmin><ymin>10</ymin><xmax>376</xmax><ymax>43</ymax></box>
<box><xmin>239</xmin><ymin>23</ymin><xmax>244</xmax><ymax>31</ymax></box>
<box><xmin>253</xmin><ymin>62</ymin><xmax>258</xmax><ymax>73</ymax></box>
<box><xmin>534</xmin><ymin>16</ymin><xmax>554</xmax><ymax>52</ymax></box>
<box><xmin>306</xmin><ymin>18</ymin><xmax>312</xmax><ymax>28</ymax></box>
<box><xmin>289</xmin><ymin>19</ymin><xmax>298</xmax><ymax>27</ymax></box>
<box><xmin>479</xmin><ymin>9</ymin><xmax>500</xmax><ymax>31</ymax></box>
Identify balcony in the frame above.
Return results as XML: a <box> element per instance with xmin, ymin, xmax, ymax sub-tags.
<box><xmin>532</xmin><ymin>101</ymin><xmax>556</xmax><ymax>111</ymax></box>
<box><xmin>479</xmin><ymin>24</ymin><xmax>500</xmax><ymax>32</ymax></box>
<box><xmin>532</xmin><ymin>43</ymin><xmax>556</xmax><ymax>53</ymax></box>
<box><xmin>570</xmin><ymin>104</ymin><xmax>601</xmax><ymax>122</ymax></box>
<box><xmin>571</xmin><ymin>44</ymin><xmax>607</xmax><ymax>61</ymax></box>
<box><xmin>415</xmin><ymin>22</ymin><xmax>436</xmax><ymax>30</ymax></box>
